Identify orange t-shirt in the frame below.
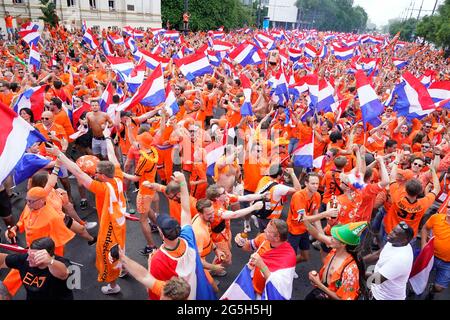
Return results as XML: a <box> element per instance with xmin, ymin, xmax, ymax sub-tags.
<box><xmin>135</xmin><ymin>148</ymin><xmax>159</xmax><ymax>197</ymax></box>
<box><xmin>356</xmin><ymin>183</ymin><xmax>384</xmax><ymax>222</ymax></box>
<box><xmin>5</xmin><ymin>16</ymin><xmax>13</xmax><ymax>28</ymax></box>
<box><xmin>54</xmin><ymin>109</ymin><xmax>75</xmax><ymax>137</ymax></box>
<box><xmin>322</xmin><ymin>170</ymin><xmax>343</xmax><ymax>204</ymax></box>
<box><xmin>243</xmin><ymin>157</ymin><xmax>269</xmax><ymax>193</ymax></box>
<box><xmin>287</xmin><ymin>189</ymin><xmax>321</xmax><ymax>235</ymax></box>
<box><xmin>384</xmin><ymin>182</ymin><xmax>436</xmax><ymax>236</ymax></box>
<box><xmin>426</xmin><ymin>214</ymin><xmax>450</xmax><ymax>262</ymax></box>
<box><xmin>168</xmin><ymin>195</ymin><xmax>198</xmax><ymax>223</ymax></box>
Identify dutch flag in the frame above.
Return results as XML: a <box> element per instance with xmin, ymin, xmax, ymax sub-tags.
<box><xmin>82</xmin><ymin>28</ymin><xmax>99</xmax><ymax>51</ymax></box>
<box><xmin>332</xmin><ymin>45</ymin><xmax>354</xmax><ymax>61</ymax></box>
<box><xmin>106</xmin><ymin>56</ymin><xmax>135</xmax><ymax>78</ymax></box>
<box><xmin>18</xmin><ymin>29</ymin><xmax>40</xmax><ymax>46</ymax></box>
<box><xmin>29</xmin><ymin>44</ymin><xmax>40</xmax><ymax>71</ymax></box>
<box><xmin>355</xmin><ymin>70</ymin><xmax>384</xmax><ymax>127</ymax></box>
<box><xmin>174</xmin><ymin>51</ymin><xmax>213</xmax><ymax>81</ymax></box>
<box><xmin>240</xmin><ymin>73</ymin><xmax>253</xmax><ymax>116</ymax></box>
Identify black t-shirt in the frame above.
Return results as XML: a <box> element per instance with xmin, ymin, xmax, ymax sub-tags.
<box><xmin>5</xmin><ymin>254</ymin><xmax>74</xmax><ymax>300</ymax></box>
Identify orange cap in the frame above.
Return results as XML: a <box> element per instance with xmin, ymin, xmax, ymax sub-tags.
<box><xmin>397</xmin><ymin>169</ymin><xmax>414</xmax><ymax>180</ymax></box>
<box><xmin>137</xmin><ymin>132</ymin><xmax>153</xmax><ymax>149</ymax></box>
<box><xmin>27</xmin><ymin>187</ymin><xmax>47</xmax><ymax>200</ymax></box>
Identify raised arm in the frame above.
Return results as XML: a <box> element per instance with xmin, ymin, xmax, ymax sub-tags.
<box><xmin>102</xmin><ymin>126</ymin><xmax>120</xmax><ymax>166</ymax></box>
<box><xmin>220</xmin><ymin>202</ymin><xmax>263</xmax><ymax>220</ymax></box>
<box><xmin>119</xmin><ymin>250</ymin><xmax>155</xmax><ymax>289</ymax></box>
<box><xmin>172</xmin><ymin>172</ymin><xmax>191</xmax><ymax>226</ymax></box>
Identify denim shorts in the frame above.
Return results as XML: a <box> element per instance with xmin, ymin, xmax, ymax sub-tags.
<box><xmin>434</xmin><ymin>257</ymin><xmax>450</xmax><ymax>288</ymax></box>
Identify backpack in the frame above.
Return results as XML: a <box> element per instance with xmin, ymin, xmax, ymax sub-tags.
<box><xmin>252</xmin><ymin>181</ymin><xmax>280</xmax><ymax>219</ymax></box>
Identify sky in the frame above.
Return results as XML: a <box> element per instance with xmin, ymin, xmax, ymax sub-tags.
<box><xmin>353</xmin><ymin>0</ymin><xmax>442</xmax><ymax>28</ymax></box>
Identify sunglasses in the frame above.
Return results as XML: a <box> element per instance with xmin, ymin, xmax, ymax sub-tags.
<box><xmin>424</xmin><ymin>126</ymin><xmax>432</xmax><ymax>129</ymax></box>
<box><xmin>412</xmin><ymin>162</ymin><xmax>423</xmax><ymax>167</ymax></box>
<box><xmin>421</xmin><ymin>145</ymin><xmax>430</xmax><ymax>149</ymax></box>
<box><xmin>26</xmin><ymin>198</ymin><xmax>42</xmax><ymax>205</ymax></box>
<box><xmin>42</xmin><ymin>117</ymin><xmax>51</xmax><ymax>120</ymax></box>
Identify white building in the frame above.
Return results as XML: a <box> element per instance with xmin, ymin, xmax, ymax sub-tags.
<box><xmin>266</xmin><ymin>0</ymin><xmax>298</xmax><ymax>29</ymax></box>
<box><xmin>0</xmin><ymin>0</ymin><xmax>161</xmax><ymax>30</ymax></box>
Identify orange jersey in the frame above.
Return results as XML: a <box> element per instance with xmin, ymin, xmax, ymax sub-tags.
<box><xmin>287</xmin><ymin>189</ymin><xmax>321</xmax><ymax>235</ymax></box>
<box><xmin>384</xmin><ymin>182</ymin><xmax>436</xmax><ymax>236</ymax></box>
<box><xmin>135</xmin><ymin>148</ymin><xmax>159</xmax><ymax>196</ymax></box>
<box><xmin>425</xmin><ymin>214</ymin><xmax>450</xmax><ymax>262</ymax></box>
<box><xmin>54</xmin><ymin>109</ymin><xmax>75</xmax><ymax>137</ymax></box>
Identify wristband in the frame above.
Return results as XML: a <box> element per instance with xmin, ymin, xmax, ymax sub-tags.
<box><xmin>179</xmin><ymin>182</ymin><xmax>186</xmax><ymax>187</ymax></box>
<box><xmin>260</xmin><ymin>266</ymin><xmax>268</xmax><ymax>273</ymax></box>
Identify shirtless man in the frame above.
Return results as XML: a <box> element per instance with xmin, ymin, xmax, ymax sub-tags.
<box><xmin>86</xmin><ymin>100</ymin><xmax>113</xmax><ymax>160</ymax></box>
<box><xmin>214</xmin><ymin>145</ymin><xmax>242</xmax><ymax>193</ymax></box>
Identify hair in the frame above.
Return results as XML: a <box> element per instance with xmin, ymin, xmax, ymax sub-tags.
<box><xmin>305</xmin><ymin>172</ymin><xmax>320</xmax><ymax>183</ymax></box>
<box><xmin>410</xmin><ymin>155</ymin><xmax>424</xmax><ymax>165</ymax></box>
<box><xmin>31</xmin><ymin>171</ymin><xmax>49</xmax><ymax>188</ymax></box>
<box><xmin>9</xmin><ymin>83</ymin><xmax>19</xmax><ymax>92</ymax></box>
<box><xmin>206</xmin><ymin>82</ymin><xmax>214</xmax><ymax>90</ymax></box>
<box><xmin>162</xmin><ymin>277</ymin><xmax>191</xmax><ymax>300</ymax></box>
<box><xmin>270</xmin><ymin>219</ymin><xmax>288</xmax><ymax>242</ymax></box>
<box><xmin>328</xmin><ymin>148</ymin><xmax>339</xmax><ymax>156</ymax></box>
<box><xmin>30</xmin><ymin>237</ymin><xmax>55</xmax><ymax>256</ymax></box>
<box><xmin>50</xmin><ymin>97</ymin><xmax>63</xmax><ymax>109</ymax></box>
<box><xmin>196</xmin><ymin>198</ymin><xmax>212</xmax><ymax>214</ymax></box>
<box><xmin>412</xmin><ymin>132</ymin><xmax>424</xmax><ymax>145</ymax></box>
<box><xmin>161</xmin><ymin>224</ymin><xmax>181</xmax><ymax>241</ymax></box>
<box><xmin>405</xmin><ymin>179</ymin><xmax>423</xmax><ymax>197</ymax></box>
<box><xmin>90</xmin><ymin>99</ymin><xmax>100</xmax><ymax>105</ymax></box>
<box><xmin>384</xmin><ymin>139</ymin><xmax>398</xmax><ymax>150</ymax></box>
<box><xmin>20</xmin><ymin>107</ymin><xmax>35</xmax><ymax>123</ymax></box>
<box><xmin>330</xmin><ymin>131</ymin><xmax>343</xmax><ymax>143</ymax></box>
<box><xmin>268</xmin><ymin>164</ymin><xmax>283</xmax><ymax>179</ymax></box>
<box><xmin>206</xmin><ymin>184</ymin><xmax>223</xmax><ymax>201</ymax></box>
<box><xmin>96</xmin><ymin>161</ymin><xmax>115</xmax><ymax>178</ymax></box>
<box><xmin>365</xmin><ymin>153</ymin><xmax>375</xmax><ymax>166</ymax></box>
<box><xmin>234</xmin><ymin>79</ymin><xmax>241</xmax><ymax>86</ymax></box>
<box><xmin>364</xmin><ymin>167</ymin><xmax>373</xmax><ymax>183</ymax></box>
<box><xmin>346</xmin><ymin>244</ymin><xmax>368</xmax><ymax>300</ymax></box>
<box><xmin>323</xmin><ymin>119</ymin><xmax>333</xmax><ymax>130</ymax></box>
<box><xmin>166</xmin><ymin>180</ymin><xmax>181</xmax><ymax>195</ymax></box>
<box><xmin>53</xmin><ymin>80</ymin><xmax>63</xmax><ymax>89</ymax></box>
<box><xmin>112</xmin><ymin>95</ymin><xmax>120</xmax><ymax>104</ymax></box>
<box><xmin>334</xmin><ymin>156</ymin><xmax>348</xmax><ymax>169</ymax></box>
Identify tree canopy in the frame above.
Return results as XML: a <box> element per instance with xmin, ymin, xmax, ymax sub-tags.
<box><xmin>295</xmin><ymin>0</ymin><xmax>368</xmax><ymax>32</ymax></box>
<box><xmin>161</xmin><ymin>0</ymin><xmax>254</xmax><ymax>31</ymax></box>
<box><xmin>39</xmin><ymin>0</ymin><xmax>58</xmax><ymax>27</ymax></box>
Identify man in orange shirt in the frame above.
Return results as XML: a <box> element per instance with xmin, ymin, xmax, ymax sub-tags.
<box><xmin>48</xmin><ymin>97</ymin><xmax>75</xmax><ymax>139</ymax></box>
<box><xmin>123</xmin><ymin>132</ymin><xmax>159</xmax><ymax>256</ymax></box>
<box><xmin>421</xmin><ymin>200</ymin><xmax>450</xmax><ymax>299</ymax></box>
<box><xmin>4</xmin><ymin>12</ymin><xmax>20</xmax><ymax>42</ymax></box>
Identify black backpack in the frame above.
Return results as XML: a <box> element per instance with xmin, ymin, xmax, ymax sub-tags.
<box><xmin>253</xmin><ymin>181</ymin><xmax>280</xmax><ymax>219</ymax></box>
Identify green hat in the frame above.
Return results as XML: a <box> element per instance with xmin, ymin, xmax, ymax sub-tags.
<box><xmin>331</xmin><ymin>221</ymin><xmax>368</xmax><ymax>246</ymax></box>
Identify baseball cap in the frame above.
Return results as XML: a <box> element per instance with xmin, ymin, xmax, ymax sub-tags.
<box><xmin>137</xmin><ymin>132</ymin><xmax>153</xmax><ymax>149</ymax></box>
<box><xmin>331</xmin><ymin>221</ymin><xmax>368</xmax><ymax>246</ymax></box>
<box><xmin>156</xmin><ymin>214</ymin><xmax>181</xmax><ymax>240</ymax></box>
<box><xmin>397</xmin><ymin>169</ymin><xmax>414</xmax><ymax>180</ymax></box>
<box><xmin>27</xmin><ymin>187</ymin><xmax>47</xmax><ymax>200</ymax></box>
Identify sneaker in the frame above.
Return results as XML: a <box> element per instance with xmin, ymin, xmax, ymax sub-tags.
<box><xmin>101</xmin><ymin>284</ymin><xmax>121</xmax><ymax>295</ymax></box>
<box><xmin>80</xmin><ymin>199</ymin><xmax>88</xmax><ymax>210</ymax></box>
<box><xmin>243</xmin><ymin>220</ymin><xmax>251</xmax><ymax>233</ymax></box>
<box><xmin>85</xmin><ymin>221</ymin><xmax>97</xmax><ymax>230</ymax></box>
<box><xmin>88</xmin><ymin>236</ymin><xmax>97</xmax><ymax>246</ymax></box>
<box><xmin>312</xmin><ymin>240</ymin><xmax>321</xmax><ymax>251</ymax></box>
<box><xmin>140</xmin><ymin>245</ymin><xmax>157</xmax><ymax>256</ymax></box>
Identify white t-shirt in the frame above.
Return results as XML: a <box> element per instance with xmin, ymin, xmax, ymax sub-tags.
<box><xmin>371</xmin><ymin>242</ymin><xmax>414</xmax><ymax>300</ymax></box>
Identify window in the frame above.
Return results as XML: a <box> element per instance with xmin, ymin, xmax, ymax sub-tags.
<box><xmin>89</xmin><ymin>0</ymin><xmax>96</xmax><ymax>9</ymax></box>
<box><xmin>108</xmin><ymin>0</ymin><xmax>115</xmax><ymax>10</ymax></box>
<box><xmin>127</xmin><ymin>4</ymin><xmax>134</xmax><ymax>11</ymax></box>
<box><xmin>67</xmin><ymin>0</ymin><xmax>75</xmax><ymax>6</ymax></box>
<box><xmin>12</xmin><ymin>0</ymin><xmax>24</xmax><ymax>4</ymax></box>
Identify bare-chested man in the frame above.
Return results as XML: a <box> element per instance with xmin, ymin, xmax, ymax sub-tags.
<box><xmin>86</xmin><ymin>100</ymin><xmax>113</xmax><ymax>160</ymax></box>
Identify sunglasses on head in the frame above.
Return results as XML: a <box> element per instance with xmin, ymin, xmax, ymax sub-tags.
<box><xmin>398</xmin><ymin>221</ymin><xmax>409</xmax><ymax>231</ymax></box>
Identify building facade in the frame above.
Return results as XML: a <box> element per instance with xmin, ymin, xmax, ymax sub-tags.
<box><xmin>266</xmin><ymin>0</ymin><xmax>298</xmax><ymax>29</ymax></box>
<box><xmin>1</xmin><ymin>0</ymin><xmax>161</xmax><ymax>30</ymax></box>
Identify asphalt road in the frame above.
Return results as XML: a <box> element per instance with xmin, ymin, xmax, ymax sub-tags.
<box><xmin>1</xmin><ymin>177</ymin><xmax>449</xmax><ymax>300</ymax></box>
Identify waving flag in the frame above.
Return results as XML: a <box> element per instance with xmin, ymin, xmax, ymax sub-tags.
<box><xmin>392</xmin><ymin>58</ymin><xmax>408</xmax><ymax>70</ymax></box>
<box><xmin>0</xmin><ymin>102</ymin><xmax>46</xmax><ymax>184</ymax></box>
<box><xmin>209</xmin><ymin>31</ymin><xmax>224</xmax><ymax>39</ymax></box>
<box><xmin>393</xmin><ymin>71</ymin><xmax>436</xmax><ymax>119</ymax></box>
<box><xmin>409</xmin><ymin>238</ymin><xmax>435</xmax><ymax>295</ymax></box>
<box><xmin>229</xmin><ymin>41</ymin><xmax>265</xmax><ymax>67</ymax></box>
<box><xmin>150</xmin><ymin>28</ymin><xmax>166</xmax><ymax>37</ymax></box>
<box><xmin>221</xmin><ymin>242</ymin><xmax>296</xmax><ymax>300</ymax></box>
<box><xmin>101</xmin><ymin>40</ymin><xmax>114</xmax><ymax>56</ymax></box>
<box><xmin>355</xmin><ymin>70</ymin><xmax>383</xmax><ymax>127</ymax></box>
<box><xmin>123</xmin><ymin>26</ymin><xmax>134</xmax><ymax>37</ymax></box>
<box><xmin>82</xmin><ymin>28</ymin><xmax>99</xmax><ymax>50</ymax></box>
<box><xmin>135</xmin><ymin>49</ymin><xmax>170</xmax><ymax>70</ymax></box>
<box><xmin>106</xmin><ymin>56</ymin><xmax>134</xmax><ymax>78</ymax></box>
<box><xmin>289</xmin><ymin>80</ymin><xmax>308</xmax><ymax>102</ymax></box>
<box><xmin>13</xmin><ymin>153</ymin><xmax>52</xmax><ymax>185</ymax></box>
<box><xmin>12</xmin><ymin>85</ymin><xmax>47</xmax><ymax>120</ymax></box>
<box><xmin>205</xmin><ymin>124</ymin><xmax>227</xmax><ymax>177</ymax></box>
<box><xmin>108</xmin><ymin>34</ymin><xmax>124</xmax><ymax>45</ymax></box>
<box><xmin>317</xmin><ymin>79</ymin><xmax>337</xmax><ymax>113</ymax></box>
<box><xmin>117</xmin><ymin>64</ymin><xmax>165</xmax><ymax>112</ymax></box>
<box><xmin>272</xmin><ymin>68</ymin><xmax>289</xmax><ymax>105</ymax></box>
<box><xmin>133</xmin><ymin>29</ymin><xmax>145</xmax><ymax>39</ymax></box>
<box><xmin>174</xmin><ymin>52</ymin><xmax>213</xmax><ymax>81</ymax></box>
<box><xmin>28</xmin><ymin>44</ymin><xmax>40</xmax><ymax>71</ymax></box>
<box><xmin>124</xmin><ymin>36</ymin><xmax>138</xmax><ymax>53</ymax></box>
<box><xmin>254</xmin><ymin>33</ymin><xmax>275</xmax><ymax>50</ymax></box>
<box><xmin>428</xmin><ymin>81</ymin><xmax>450</xmax><ymax>108</ymax></box>
<box><xmin>332</xmin><ymin>45</ymin><xmax>354</xmax><ymax>60</ymax></box>
<box><xmin>18</xmin><ymin>29</ymin><xmax>40</xmax><ymax>46</ymax></box>
<box><xmin>304</xmin><ymin>43</ymin><xmax>317</xmax><ymax>59</ymax></box>
<box><xmin>293</xmin><ymin>132</ymin><xmax>314</xmax><ymax>168</ymax></box>
<box><xmin>99</xmin><ymin>82</ymin><xmax>115</xmax><ymax>112</ymax></box>
<box><xmin>164</xmin><ymin>30</ymin><xmax>180</xmax><ymax>41</ymax></box>
<box><xmin>164</xmin><ymin>85</ymin><xmax>180</xmax><ymax>116</ymax></box>
<box><xmin>287</xmin><ymin>48</ymin><xmax>303</xmax><ymax>62</ymax></box>
<box><xmin>21</xmin><ymin>22</ymin><xmax>39</xmax><ymax>31</ymax></box>
<box><xmin>211</xmin><ymin>40</ymin><xmax>233</xmax><ymax>52</ymax></box>
<box><xmin>318</xmin><ymin>45</ymin><xmax>328</xmax><ymax>59</ymax></box>
<box><xmin>72</xmin><ymin>101</ymin><xmax>91</xmax><ymax>127</ymax></box>
<box><xmin>126</xmin><ymin>60</ymin><xmax>146</xmax><ymax>94</ymax></box>
<box><xmin>239</xmin><ymin>73</ymin><xmax>253</xmax><ymax>116</ymax></box>
<box><xmin>207</xmin><ymin>50</ymin><xmax>221</xmax><ymax>67</ymax></box>
<box><xmin>150</xmin><ymin>225</ymin><xmax>216</xmax><ymax>300</ymax></box>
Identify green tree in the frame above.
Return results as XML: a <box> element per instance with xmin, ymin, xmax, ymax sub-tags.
<box><xmin>39</xmin><ymin>0</ymin><xmax>58</xmax><ymax>27</ymax></box>
<box><xmin>416</xmin><ymin>0</ymin><xmax>450</xmax><ymax>52</ymax></box>
<box><xmin>388</xmin><ymin>18</ymin><xmax>417</xmax><ymax>42</ymax></box>
<box><xmin>162</xmin><ymin>0</ymin><xmax>254</xmax><ymax>31</ymax></box>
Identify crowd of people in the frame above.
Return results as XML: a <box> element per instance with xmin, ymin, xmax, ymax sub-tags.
<box><xmin>0</xmin><ymin>14</ymin><xmax>449</xmax><ymax>301</ymax></box>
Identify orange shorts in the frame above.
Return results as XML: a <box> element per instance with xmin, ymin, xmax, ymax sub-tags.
<box><xmin>136</xmin><ymin>193</ymin><xmax>154</xmax><ymax>214</ymax></box>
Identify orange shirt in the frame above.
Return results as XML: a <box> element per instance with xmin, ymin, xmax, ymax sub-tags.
<box><xmin>35</xmin><ymin>122</ymin><xmax>68</xmax><ymax>157</ymax></box>
<box><xmin>190</xmin><ymin>163</ymin><xmax>207</xmax><ymax>199</ymax></box>
<box><xmin>287</xmin><ymin>189</ymin><xmax>321</xmax><ymax>235</ymax></box>
<box><xmin>322</xmin><ymin>170</ymin><xmax>343</xmax><ymax>204</ymax></box>
<box><xmin>243</xmin><ymin>157</ymin><xmax>269</xmax><ymax>192</ymax></box>
<box><xmin>0</xmin><ymin>92</ymin><xmax>14</xmax><ymax>107</ymax></box>
<box><xmin>192</xmin><ymin>214</ymin><xmax>213</xmax><ymax>259</ymax></box>
<box><xmin>5</xmin><ymin>16</ymin><xmax>13</xmax><ymax>28</ymax></box>
<box><xmin>314</xmin><ymin>133</ymin><xmax>330</xmax><ymax>158</ymax></box>
<box><xmin>357</xmin><ymin>183</ymin><xmax>384</xmax><ymax>222</ymax></box>
<box><xmin>335</xmin><ymin>192</ymin><xmax>362</xmax><ymax>225</ymax></box>
<box><xmin>385</xmin><ymin>182</ymin><xmax>436</xmax><ymax>236</ymax></box>
<box><xmin>54</xmin><ymin>109</ymin><xmax>75</xmax><ymax>137</ymax></box>
<box><xmin>135</xmin><ymin>148</ymin><xmax>159</xmax><ymax>196</ymax></box>
<box><xmin>168</xmin><ymin>195</ymin><xmax>198</xmax><ymax>223</ymax></box>
<box><xmin>319</xmin><ymin>250</ymin><xmax>360</xmax><ymax>300</ymax></box>
<box><xmin>425</xmin><ymin>214</ymin><xmax>450</xmax><ymax>262</ymax></box>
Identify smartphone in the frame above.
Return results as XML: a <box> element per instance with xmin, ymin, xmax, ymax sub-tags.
<box><xmin>110</xmin><ymin>244</ymin><xmax>119</xmax><ymax>261</ymax></box>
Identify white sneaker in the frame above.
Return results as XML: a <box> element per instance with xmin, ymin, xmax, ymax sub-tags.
<box><xmin>101</xmin><ymin>284</ymin><xmax>121</xmax><ymax>295</ymax></box>
<box><xmin>85</xmin><ymin>222</ymin><xmax>97</xmax><ymax>230</ymax></box>
<box><xmin>119</xmin><ymin>269</ymin><xmax>128</xmax><ymax>278</ymax></box>
<box><xmin>251</xmin><ymin>215</ymin><xmax>259</xmax><ymax>229</ymax></box>
<box><xmin>293</xmin><ymin>271</ymin><xmax>299</xmax><ymax>279</ymax></box>
<box><xmin>244</xmin><ymin>220</ymin><xmax>251</xmax><ymax>233</ymax></box>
